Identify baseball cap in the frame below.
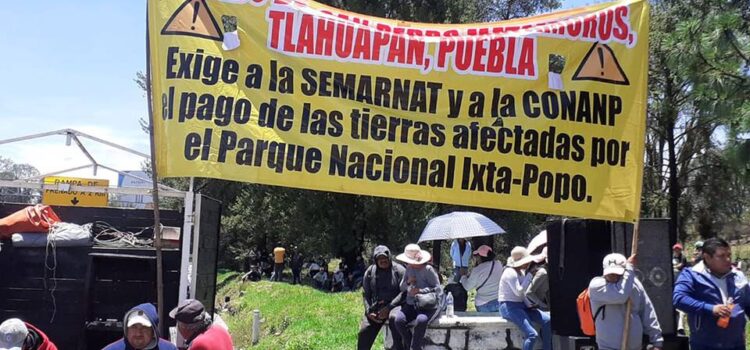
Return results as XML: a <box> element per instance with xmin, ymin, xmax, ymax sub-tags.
<box><xmin>169</xmin><ymin>299</ymin><xmax>205</xmax><ymax>323</ymax></box>
<box><xmin>672</xmin><ymin>243</ymin><xmax>683</xmax><ymax>251</ymax></box>
<box><xmin>0</xmin><ymin>318</ymin><xmax>28</xmax><ymax>350</ymax></box>
<box><xmin>472</xmin><ymin>245</ymin><xmax>493</xmax><ymax>257</ymax></box>
<box><xmin>602</xmin><ymin>253</ymin><xmax>627</xmax><ymax>276</ymax></box>
<box><xmin>126</xmin><ymin>311</ymin><xmax>152</xmax><ymax>328</ymax></box>
<box><xmin>373</xmin><ymin>245</ymin><xmax>391</xmax><ymax>259</ymax></box>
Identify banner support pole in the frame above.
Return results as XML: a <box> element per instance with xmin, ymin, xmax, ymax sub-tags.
<box><xmin>145</xmin><ymin>0</ymin><xmax>166</xmax><ymax>337</ymax></box>
<box><xmin>620</xmin><ymin>220</ymin><xmax>640</xmax><ymax>350</ymax></box>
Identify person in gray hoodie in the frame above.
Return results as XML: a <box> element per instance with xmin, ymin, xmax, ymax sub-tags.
<box><xmin>589</xmin><ymin>253</ymin><xmax>663</xmax><ymax>350</ymax></box>
<box><xmin>358</xmin><ymin>245</ymin><xmax>406</xmax><ymax>350</ymax></box>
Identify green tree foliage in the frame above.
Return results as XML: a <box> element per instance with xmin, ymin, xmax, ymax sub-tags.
<box><xmin>207</xmin><ymin>0</ymin><xmax>560</xmax><ymax>269</ymax></box>
<box><xmin>0</xmin><ymin>157</ymin><xmax>41</xmax><ymax>204</ymax></box>
<box><xmin>645</xmin><ymin>0</ymin><xmax>750</xmax><ymax>241</ymax></box>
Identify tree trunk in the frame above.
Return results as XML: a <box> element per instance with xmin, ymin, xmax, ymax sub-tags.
<box><xmin>667</xmin><ymin>124</ymin><xmax>680</xmax><ymax>245</ymax></box>
<box><xmin>662</xmin><ymin>64</ymin><xmax>681</xmax><ymax>245</ymax></box>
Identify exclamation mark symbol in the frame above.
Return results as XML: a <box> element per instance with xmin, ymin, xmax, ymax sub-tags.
<box><xmin>191</xmin><ymin>1</ymin><xmax>201</xmax><ymax>31</ymax></box>
<box><xmin>597</xmin><ymin>46</ymin><xmax>605</xmax><ymax>76</ymax></box>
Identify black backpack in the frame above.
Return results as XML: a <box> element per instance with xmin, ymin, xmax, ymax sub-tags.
<box><xmin>444</xmin><ymin>283</ymin><xmax>468</xmax><ymax>312</ymax></box>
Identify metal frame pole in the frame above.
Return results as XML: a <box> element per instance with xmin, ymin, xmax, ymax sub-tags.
<box><xmin>176</xmin><ymin>177</ymin><xmax>195</xmax><ymax>347</ymax></box>
<box><xmin>144</xmin><ymin>0</ymin><xmax>165</xmax><ymax>336</ymax></box>
<box><xmin>620</xmin><ymin>221</ymin><xmax>640</xmax><ymax>350</ymax></box>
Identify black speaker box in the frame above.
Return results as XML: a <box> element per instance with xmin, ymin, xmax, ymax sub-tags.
<box><xmin>612</xmin><ymin>219</ymin><xmax>676</xmax><ymax>335</ymax></box>
<box><xmin>548</xmin><ymin>219</ymin><xmax>613</xmax><ymax>336</ymax></box>
<box><xmin>548</xmin><ymin>218</ymin><xmax>676</xmax><ymax>337</ymax></box>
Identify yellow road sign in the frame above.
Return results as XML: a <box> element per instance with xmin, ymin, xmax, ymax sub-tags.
<box><xmin>42</xmin><ymin>176</ymin><xmax>109</xmax><ymax>207</ymax></box>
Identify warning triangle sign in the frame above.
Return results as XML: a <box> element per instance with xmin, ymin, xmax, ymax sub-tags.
<box><xmin>572</xmin><ymin>42</ymin><xmax>629</xmax><ymax>85</ymax></box>
<box><xmin>161</xmin><ymin>0</ymin><xmax>223</xmax><ymax>42</ymax></box>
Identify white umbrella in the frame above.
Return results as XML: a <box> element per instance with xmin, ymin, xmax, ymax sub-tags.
<box><xmin>418</xmin><ymin>212</ymin><xmax>505</xmax><ymax>242</ymax></box>
<box><xmin>527</xmin><ymin>230</ymin><xmax>547</xmax><ymax>255</ymax></box>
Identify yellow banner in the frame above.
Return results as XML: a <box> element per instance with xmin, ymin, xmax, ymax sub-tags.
<box><xmin>148</xmin><ymin>0</ymin><xmax>649</xmax><ymax>222</ymax></box>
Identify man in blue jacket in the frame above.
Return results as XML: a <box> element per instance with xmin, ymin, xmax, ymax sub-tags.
<box><xmin>673</xmin><ymin>238</ymin><xmax>750</xmax><ymax>350</ymax></box>
<box><xmin>103</xmin><ymin>303</ymin><xmax>177</xmax><ymax>350</ymax></box>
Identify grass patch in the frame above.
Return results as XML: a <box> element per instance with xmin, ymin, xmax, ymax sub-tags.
<box><xmin>216</xmin><ymin>272</ymin><xmax>379</xmax><ymax>349</ymax></box>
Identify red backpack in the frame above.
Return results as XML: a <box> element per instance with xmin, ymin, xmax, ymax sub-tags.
<box><xmin>576</xmin><ymin>288</ymin><xmax>605</xmax><ymax>336</ymax></box>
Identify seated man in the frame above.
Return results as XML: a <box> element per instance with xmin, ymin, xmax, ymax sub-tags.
<box><xmin>358</xmin><ymin>245</ymin><xmax>405</xmax><ymax>350</ymax></box>
<box><xmin>0</xmin><ymin>318</ymin><xmax>57</xmax><ymax>350</ymax></box>
<box><xmin>332</xmin><ymin>263</ymin><xmax>346</xmax><ymax>292</ymax></box>
<box><xmin>103</xmin><ymin>303</ymin><xmax>176</xmax><ymax>350</ymax></box>
<box><xmin>314</xmin><ymin>267</ymin><xmax>329</xmax><ymax>290</ymax></box>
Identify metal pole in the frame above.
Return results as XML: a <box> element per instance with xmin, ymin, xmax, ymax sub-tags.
<box><xmin>252</xmin><ymin>309</ymin><xmax>261</xmax><ymax>345</ymax></box>
<box><xmin>144</xmin><ymin>0</ymin><xmax>165</xmax><ymax>337</ymax></box>
<box><xmin>176</xmin><ymin>178</ymin><xmax>195</xmax><ymax>348</ymax></box>
<box><xmin>620</xmin><ymin>221</ymin><xmax>640</xmax><ymax>350</ymax></box>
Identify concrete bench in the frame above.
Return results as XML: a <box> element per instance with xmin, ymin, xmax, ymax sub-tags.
<box><xmin>383</xmin><ymin>311</ymin><xmax>543</xmax><ymax>350</ymax></box>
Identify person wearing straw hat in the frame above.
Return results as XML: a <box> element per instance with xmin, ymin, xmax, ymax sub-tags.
<box><xmin>525</xmin><ymin>247</ymin><xmax>550</xmax><ymax>312</ymax></box>
<box><xmin>391</xmin><ymin>244</ymin><xmax>441</xmax><ymax>350</ymax></box>
<box><xmin>589</xmin><ymin>253</ymin><xmax>663</xmax><ymax>350</ymax></box>
<box><xmin>498</xmin><ymin>246</ymin><xmax>551</xmax><ymax>350</ymax></box>
<box><xmin>459</xmin><ymin>245</ymin><xmax>503</xmax><ymax>312</ymax></box>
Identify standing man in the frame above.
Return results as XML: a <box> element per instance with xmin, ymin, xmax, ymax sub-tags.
<box><xmin>450</xmin><ymin>238</ymin><xmax>471</xmax><ymax>282</ymax></box>
<box><xmin>171</xmin><ymin>299</ymin><xmax>233</xmax><ymax>350</ymax></box>
<box><xmin>674</xmin><ymin>238</ymin><xmax>750</xmax><ymax>350</ymax></box>
<box><xmin>672</xmin><ymin>243</ymin><xmax>689</xmax><ymax>274</ymax></box>
<box><xmin>692</xmin><ymin>241</ymin><xmax>705</xmax><ymax>266</ymax></box>
<box><xmin>358</xmin><ymin>245</ymin><xmax>405</xmax><ymax>350</ymax></box>
<box><xmin>589</xmin><ymin>253</ymin><xmax>663</xmax><ymax>350</ymax></box>
<box><xmin>291</xmin><ymin>249</ymin><xmax>304</xmax><ymax>285</ymax></box>
<box><xmin>271</xmin><ymin>245</ymin><xmax>286</xmax><ymax>282</ymax></box>
<box><xmin>103</xmin><ymin>303</ymin><xmax>176</xmax><ymax>350</ymax></box>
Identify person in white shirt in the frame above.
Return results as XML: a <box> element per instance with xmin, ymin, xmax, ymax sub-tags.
<box><xmin>498</xmin><ymin>246</ymin><xmax>551</xmax><ymax>350</ymax></box>
<box><xmin>460</xmin><ymin>245</ymin><xmax>503</xmax><ymax>312</ymax></box>
<box><xmin>450</xmin><ymin>239</ymin><xmax>472</xmax><ymax>282</ymax></box>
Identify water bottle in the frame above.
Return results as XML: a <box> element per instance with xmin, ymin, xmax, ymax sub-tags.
<box><xmin>446</xmin><ymin>292</ymin><xmax>455</xmax><ymax>317</ymax></box>
<box><xmin>717</xmin><ymin>297</ymin><xmax>734</xmax><ymax>329</ymax></box>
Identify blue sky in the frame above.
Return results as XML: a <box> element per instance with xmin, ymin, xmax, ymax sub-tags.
<box><xmin>0</xmin><ymin>0</ymin><xmax>596</xmax><ymax>184</ymax></box>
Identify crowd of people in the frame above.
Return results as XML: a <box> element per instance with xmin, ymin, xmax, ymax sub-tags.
<box><xmin>244</xmin><ymin>244</ymin><xmax>368</xmax><ymax>292</ymax></box>
<box><xmin>4</xmin><ymin>236</ymin><xmax>746</xmax><ymax>350</ymax></box>
<box><xmin>355</xmin><ymin>236</ymin><xmax>750</xmax><ymax>350</ymax></box>
<box><xmin>0</xmin><ymin>299</ymin><xmax>233</xmax><ymax>350</ymax></box>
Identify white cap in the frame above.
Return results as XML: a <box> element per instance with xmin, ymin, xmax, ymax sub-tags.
<box><xmin>0</xmin><ymin>318</ymin><xmax>28</xmax><ymax>350</ymax></box>
<box><xmin>602</xmin><ymin>253</ymin><xmax>627</xmax><ymax>276</ymax></box>
<box><xmin>126</xmin><ymin>312</ymin><xmax>152</xmax><ymax>328</ymax></box>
